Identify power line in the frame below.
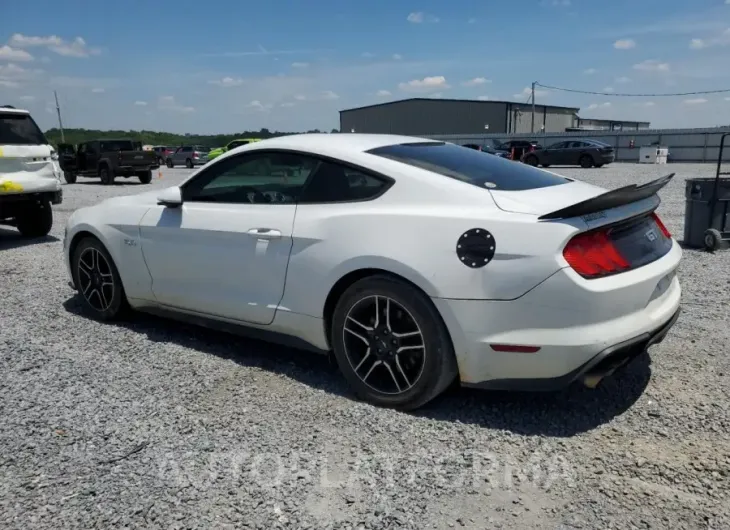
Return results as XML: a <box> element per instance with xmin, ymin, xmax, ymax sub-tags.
<box><xmin>535</xmin><ymin>82</ymin><xmax>730</xmax><ymax>97</ymax></box>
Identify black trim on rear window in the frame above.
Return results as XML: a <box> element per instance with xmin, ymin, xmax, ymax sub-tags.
<box><xmin>366</xmin><ymin>142</ymin><xmax>570</xmax><ymax>191</ymax></box>
<box><xmin>0</xmin><ymin>112</ymin><xmax>48</xmax><ymax>145</ymax></box>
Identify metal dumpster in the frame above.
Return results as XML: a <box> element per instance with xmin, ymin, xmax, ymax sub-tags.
<box><xmin>683</xmin><ymin>177</ymin><xmax>730</xmax><ymax>249</ymax></box>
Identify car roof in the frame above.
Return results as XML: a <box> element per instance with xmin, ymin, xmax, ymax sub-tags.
<box><xmin>249</xmin><ymin>133</ymin><xmax>441</xmax><ymax>153</ymax></box>
<box><xmin>0</xmin><ymin>107</ymin><xmax>30</xmax><ymax>115</ymax></box>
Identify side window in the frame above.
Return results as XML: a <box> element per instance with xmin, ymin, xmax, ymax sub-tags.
<box><xmin>299</xmin><ymin>162</ymin><xmax>389</xmax><ymax>203</ymax></box>
<box><xmin>182</xmin><ymin>151</ymin><xmax>318</xmax><ymax>204</ymax></box>
<box><xmin>549</xmin><ymin>141</ymin><xmax>567</xmax><ymax>149</ymax></box>
<box><xmin>182</xmin><ymin>146</ymin><xmax>192</xmax><ymax>152</ymax></box>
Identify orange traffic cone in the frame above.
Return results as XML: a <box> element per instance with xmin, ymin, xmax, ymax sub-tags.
<box><xmin>157</xmin><ymin>169</ymin><xmax>163</xmax><ymax>179</ymax></box>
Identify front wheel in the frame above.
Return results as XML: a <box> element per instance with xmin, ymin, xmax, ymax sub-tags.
<box><xmin>185</xmin><ymin>158</ymin><xmax>193</xmax><ymax>169</ymax></box>
<box><xmin>331</xmin><ymin>275</ymin><xmax>457</xmax><ymax>411</ymax></box>
<box><xmin>524</xmin><ymin>155</ymin><xmax>539</xmax><ymax>166</ymax></box>
<box><xmin>71</xmin><ymin>237</ymin><xmax>129</xmax><ymax>320</ymax></box>
<box><xmin>99</xmin><ymin>166</ymin><xmax>115</xmax><ymax>185</ymax></box>
<box><xmin>166</xmin><ymin>158</ymin><xmax>174</xmax><ymax>168</ymax></box>
<box><xmin>16</xmin><ymin>199</ymin><xmax>53</xmax><ymax>238</ymax></box>
<box><xmin>138</xmin><ymin>170</ymin><xmax>152</xmax><ymax>184</ymax></box>
<box><xmin>64</xmin><ymin>171</ymin><xmax>77</xmax><ymax>184</ymax></box>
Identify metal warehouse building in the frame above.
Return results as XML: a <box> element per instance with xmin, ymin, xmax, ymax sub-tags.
<box><xmin>339</xmin><ymin>98</ymin><xmax>581</xmax><ymax>136</ymax></box>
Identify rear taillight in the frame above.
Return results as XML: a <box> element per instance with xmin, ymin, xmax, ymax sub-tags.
<box><xmin>651</xmin><ymin>212</ymin><xmax>671</xmax><ymax>238</ymax></box>
<box><xmin>563</xmin><ymin>229</ymin><xmax>630</xmax><ymax>278</ymax></box>
<box><xmin>193</xmin><ymin>152</ymin><xmax>199</xmax><ymax>159</ymax></box>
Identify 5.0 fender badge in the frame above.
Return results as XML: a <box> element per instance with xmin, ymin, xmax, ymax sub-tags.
<box><xmin>456</xmin><ymin>228</ymin><xmax>496</xmax><ymax>269</ymax></box>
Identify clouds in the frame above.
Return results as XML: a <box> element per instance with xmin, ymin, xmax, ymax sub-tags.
<box><xmin>209</xmin><ymin>76</ymin><xmax>245</xmax><ymax>87</ymax></box>
<box><xmin>633</xmin><ymin>59</ymin><xmax>670</xmax><ymax>72</ymax></box>
<box><xmin>0</xmin><ymin>45</ymin><xmax>34</xmax><ymax>62</ymax></box>
<box><xmin>407</xmin><ymin>12</ymin><xmax>439</xmax><ymax>23</ymax></box>
<box><xmin>398</xmin><ymin>76</ymin><xmax>449</xmax><ymax>92</ymax></box>
<box><xmin>291</xmin><ymin>62</ymin><xmax>309</xmax><ymax>68</ymax></box>
<box><xmin>586</xmin><ymin>102</ymin><xmax>612</xmax><ymax>110</ymax></box>
<box><xmin>513</xmin><ymin>87</ymin><xmax>548</xmax><ymax>99</ymax></box>
<box><xmin>614</xmin><ymin>39</ymin><xmax>636</xmax><ymax>49</ymax></box>
<box><xmin>8</xmin><ymin>33</ymin><xmax>101</xmax><ymax>58</ymax></box>
<box><xmin>684</xmin><ymin>98</ymin><xmax>708</xmax><ymax>105</ymax></box>
<box><xmin>462</xmin><ymin>77</ymin><xmax>491</xmax><ymax>87</ymax></box>
<box><xmin>376</xmin><ymin>90</ymin><xmax>391</xmax><ymax>97</ymax></box>
<box><xmin>134</xmin><ymin>101</ymin><xmax>148</xmax><ymax>106</ymax></box>
<box><xmin>158</xmin><ymin>95</ymin><xmax>195</xmax><ymax>113</ymax></box>
<box><xmin>583</xmin><ymin>68</ymin><xmax>598</xmax><ymax>75</ymax></box>
<box><xmin>689</xmin><ymin>28</ymin><xmax>730</xmax><ymax>50</ymax></box>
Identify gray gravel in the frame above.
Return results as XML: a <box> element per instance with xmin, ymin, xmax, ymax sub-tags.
<box><xmin>1</xmin><ymin>163</ymin><xmax>728</xmax><ymax>529</ymax></box>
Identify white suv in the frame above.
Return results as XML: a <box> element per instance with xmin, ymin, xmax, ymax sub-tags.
<box><xmin>0</xmin><ymin>106</ymin><xmax>62</xmax><ymax>238</ymax></box>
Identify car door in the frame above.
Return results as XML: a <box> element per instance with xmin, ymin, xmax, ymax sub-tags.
<box><xmin>565</xmin><ymin>141</ymin><xmax>584</xmax><ymax>165</ymax></box>
<box><xmin>85</xmin><ymin>141</ymin><xmax>100</xmax><ymax>173</ymax></box>
<box><xmin>137</xmin><ymin>150</ymin><xmax>319</xmax><ymax>325</ymax></box>
<box><xmin>541</xmin><ymin>142</ymin><xmax>563</xmax><ymax>165</ymax></box>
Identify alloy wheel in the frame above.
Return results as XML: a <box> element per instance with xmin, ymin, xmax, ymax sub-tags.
<box><xmin>77</xmin><ymin>247</ymin><xmax>115</xmax><ymax>312</ymax></box>
<box><xmin>342</xmin><ymin>295</ymin><xmax>426</xmax><ymax>395</ymax></box>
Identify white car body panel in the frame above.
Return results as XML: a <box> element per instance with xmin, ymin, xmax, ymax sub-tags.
<box><xmin>64</xmin><ymin>133</ymin><xmax>682</xmax><ymax>388</ymax></box>
<box><xmin>0</xmin><ymin>143</ymin><xmax>62</xmax><ymax>194</ymax></box>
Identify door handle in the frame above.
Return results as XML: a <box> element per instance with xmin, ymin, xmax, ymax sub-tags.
<box><xmin>247</xmin><ymin>228</ymin><xmax>282</xmax><ymax>239</ymax></box>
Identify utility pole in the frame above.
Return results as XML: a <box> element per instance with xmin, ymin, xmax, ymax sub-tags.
<box><xmin>531</xmin><ymin>81</ymin><xmax>536</xmax><ymax>133</ymax></box>
<box><xmin>54</xmin><ymin>90</ymin><xmax>65</xmax><ymax>143</ymax></box>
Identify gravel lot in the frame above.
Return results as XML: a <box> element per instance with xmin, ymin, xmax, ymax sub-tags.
<box><xmin>1</xmin><ymin>163</ymin><xmax>728</xmax><ymax>529</ymax></box>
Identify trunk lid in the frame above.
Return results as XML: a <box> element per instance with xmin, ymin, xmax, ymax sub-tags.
<box><xmin>489</xmin><ymin>174</ymin><xmax>674</xmax><ymax>229</ymax></box>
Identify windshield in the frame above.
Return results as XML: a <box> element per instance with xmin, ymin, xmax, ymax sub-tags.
<box><xmin>0</xmin><ymin>112</ymin><xmax>48</xmax><ymax>145</ymax></box>
<box><xmin>100</xmin><ymin>140</ymin><xmax>136</xmax><ymax>151</ymax></box>
<box><xmin>194</xmin><ymin>145</ymin><xmax>210</xmax><ymax>152</ymax></box>
<box><xmin>367</xmin><ymin>142</ymin><xmax>570</xmax><ymax>191</ymax></box>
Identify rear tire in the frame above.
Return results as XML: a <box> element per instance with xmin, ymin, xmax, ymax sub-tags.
<box><xmin>71</xmin><ymin>237</ymin><xmax>129</xmax><ymax>321</ymax></box>
<box><xmin>580</xmin><ymin>155</ymin><xmax>594</xmax><ymax>168</ymax></box>
<box><xmin>524</xmin><ymin>154</ymin><xmax>539</xmax><ymax>166</ymax></box>
<box><xmin>331</xmin><ymin>275</ymin><xmax>458</xmax><ymax>411</ymax></box>
<box><xmin>138</xmin><ymin>170</ymin><xmax>152</xmax><ymax>184</ymax></box>
<box><xmin>16</xmin><ymin>199</ymin><xmax>53</xmax><ymax>238</ymax></box>
<box><xmin>185</xmin><ymin>158</ymin><xmax>193</xmax><ymax>169</ymax></box>
<box><xmin>166</xmin><ymin>158</ymin><xmax>174</xmax><ymax>168</ymax></box>
<box><xmin>704</xmin><ymin>229</ymin><xmax>722</xmax><ymax>252</ymax></box>
<box><xmin>99</xmin><ymin>166</ymin><xmax>115</xmax><ymax>185</ymax></box>
<box><xmin>64</xmin><ymin>171</ymin><xmax>77</xmax><ymax>184</ymax></box>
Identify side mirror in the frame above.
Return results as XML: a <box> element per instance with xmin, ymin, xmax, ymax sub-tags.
<box><xmin>157</xmin><ymin>186</ymin><xmax>183</xmax><ymax>207</ymax></box>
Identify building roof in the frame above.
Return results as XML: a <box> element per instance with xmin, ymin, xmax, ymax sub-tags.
<box><xmin>578</xmin><ymin>116</ymin><xmax>651</xmax><ymax>125</ymax></box>
<box><xmin>340</xmin><ymin>97</ymin><xmax>580</xmax><ymax>114</ymax></box>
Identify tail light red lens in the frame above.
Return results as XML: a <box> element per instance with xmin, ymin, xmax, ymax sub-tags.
<box><xmin>651</xmin><ymin>212</ymin><xmax>671</xmax><ymax>238</ymax></box>
<box><xmin>563</xmin><ymin>229</ymin><xmax>630</xmax><ymax>278</ymax></box>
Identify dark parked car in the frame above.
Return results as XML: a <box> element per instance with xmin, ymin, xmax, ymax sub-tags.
<box><xmin>522</xmin><ymin>139</ymin><xmax>615</xmax><ymax>168</ymax></box>
<box><xmin>58</xmin><ymin>139</ymin><xmax>159</xmax><ymax>184</ymax></box>
<box><xmin>461</xmin><ymin>143</ymin><xmax>512</xmax><ymax>159</ymax></box>
<box><xmin>494</xmin><ymin>139</ymin><xmax>542</xmax><ymax>160</ymax></box>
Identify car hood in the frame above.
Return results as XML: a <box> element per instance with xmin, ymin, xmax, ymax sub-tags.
<box><xmin>488</xmin><ymin>178</ymin><xmax>607</xmax><ymax>216</ymax></box>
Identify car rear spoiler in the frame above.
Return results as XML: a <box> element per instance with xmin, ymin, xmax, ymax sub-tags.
<box><xmin>538</xmin><ymin>173</ymin><xmax>675</xmax><ymax>221</ymax></box>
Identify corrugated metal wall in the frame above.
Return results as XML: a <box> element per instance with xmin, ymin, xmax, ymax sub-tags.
<box><xmin>423</xmin><ymin>127</ymin><xmax>730</xmax><ymax>163</ymax></box>
<box><xmin>339</xmin><ymin>100</ymin><xmax>580</xmax><ymax>135</ymax></box>
<box><xmin>340</xmin><ymin>100</ymin><xmax>509</xmax><ymax>135</ymax></box>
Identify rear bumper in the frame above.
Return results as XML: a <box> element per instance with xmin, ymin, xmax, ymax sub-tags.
<box><xmin>463</xmin><ymin>306</ymin><xmax>680</xmax><ymax>391</ymax></box>
<box><xmin>117</xmin><ymin>165</ymin><xmax>159</xmax><ymax>174</ymax></box>
<box><xmin>599</xmin><ymin>153</ymin><xmax>616</xmax><ymax>164</ymax></box>
<box><xmin>432</xmin><ymin>240</ymin><xmax>682</xmax><ymax>390</ymax></box>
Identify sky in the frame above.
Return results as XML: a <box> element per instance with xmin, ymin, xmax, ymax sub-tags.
<box><xmin>1</xmin><ymin>0</ymin><xmax>730</xmax><ymax>134</ymax></box>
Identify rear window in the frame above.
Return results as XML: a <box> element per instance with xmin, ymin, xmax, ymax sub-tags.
<box><xmin>100</xmin><ymin>140</ymin><xmax>135</xmax><ymax>151</ymax></box>
<box><xmin>0</xmin><ymin>112</ymin><xmax>47</xmax><ymax>145</ymax></box>
<box><xmin>367</xmin><ymin>142</ymin><xmax>570</xmax><ymax>191</ymax></box>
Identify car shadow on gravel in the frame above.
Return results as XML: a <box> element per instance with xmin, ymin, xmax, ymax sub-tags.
<box><xmin>0</xmin><ymin>228</ymin><xmax>60</xmax><ymax>250</ymax></box>
<box><xmin>63</xmin><ymin>295</ymin><xmax>651</xmax><ymax>437</ymax></box>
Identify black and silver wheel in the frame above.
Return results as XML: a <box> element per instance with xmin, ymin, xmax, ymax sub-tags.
<box><xmin>185</xmin><ymin>158</ymin><xmax>193</xmax><ymax>169</ymax></box>
<box><xmin>704</xmin><ymin>228</ymin><xmax>722</xmax><ymax>251</ymax></box>
<box><xmin>16</xmin><ymin>199</ymin><xmax>52</xmax><ymax>238</ymax></box>
<box><xmin>99</xmin><ymin>166</ymin><xmax>114</xmax><ymax>185</ymax></box>
<box><xmin>579</xmin><ymin>155</ymin><xmax>594</xmax><ymax>168</ymax></box>
<box><xmin>331</xmin><ymin>276</ymin><xmax>457</xmax><ymax>410</ymax></box>
<box><xmin>524</xmin><ymin>154</ymin><xmax>538</xmax><ymax>166</ymax></box>
<box><xmin>71</xmin><ymin>237</ymin><xmax>128</xmax><ymax>320</ymax></box>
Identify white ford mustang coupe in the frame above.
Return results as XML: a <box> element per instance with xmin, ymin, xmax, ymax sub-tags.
<box><xmin>64</xmin><ymin>134</ymin><xmax>682</xmax><ymax>410</ymax></box>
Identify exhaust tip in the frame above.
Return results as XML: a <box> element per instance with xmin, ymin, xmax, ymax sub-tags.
<box><xmin>582</xmin><ymin>374</ymin><xmax>605</xmax><ymax>389</ymax></box>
